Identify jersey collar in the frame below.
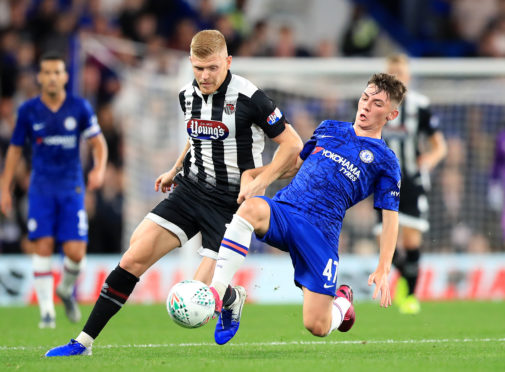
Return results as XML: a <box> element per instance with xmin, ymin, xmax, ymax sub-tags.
<box><xmin>192</xmin><ymin>71</ymin><xmax>232</xmax><ymax>97</ymax></box>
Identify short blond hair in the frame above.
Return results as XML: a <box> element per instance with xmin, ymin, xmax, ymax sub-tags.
<box><xmin>386</xmin><ymin>53</ymin><xmax>409</xmax><ymax>66</ymax></box>
<box><xmin>190</xmin><ymin>30</ymin><xmax>227</xmax><ymax>58</ymax></box>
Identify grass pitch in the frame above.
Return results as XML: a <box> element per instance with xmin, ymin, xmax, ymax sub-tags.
<box><xmin>1</xmin><ymin>301</ymin><xmax>504</xmax><ymax>372</ymax></box>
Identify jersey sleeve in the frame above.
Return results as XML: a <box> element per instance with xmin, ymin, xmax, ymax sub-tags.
<box><xmin>299</xmin><ymin>121</ymin><xmax>329</xmax><ymax>160</ymax></box>
<box><xmin>373</xmin><ymin>153</ymin><xmax>402</xmax><ymax>211</ymax></box>
<box><xmin>179</xmin><ymin>90</ymin><xmax>186</xmax><ymax>114</ymax></box>
<box><xmin>250</xmin><ymin>89</ymin><xmax>286</xmax><ymax>138</ymax></box>
<box><xmin>10</xmin><ymin>104</ymin><xmax>30</xmax><ymax>146</ymax></box>
<box><xmin>80</xmin><ymin>99</ymin><xmax>101</xmax><ymax>139</ymax></box>
<box><xmin>418</xmin><ymin>107</ymin><xmax>440</xmax><ymax>137</ymax></box>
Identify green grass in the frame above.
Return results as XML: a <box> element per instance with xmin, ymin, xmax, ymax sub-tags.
<box><xmin>1</xmin><ymin>301</ymin><xmax>504</xmax><ymax>371</ymax></box>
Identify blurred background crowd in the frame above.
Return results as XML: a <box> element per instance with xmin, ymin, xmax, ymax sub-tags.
<box><xmin>1</xmin><ymin>0</ymin><xmax>505</xmax><ymax>256</ymax></box>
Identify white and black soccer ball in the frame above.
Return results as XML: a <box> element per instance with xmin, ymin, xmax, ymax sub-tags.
<box><xmin>166</xmin><ymin>280</ymin><xmax>215</xmax><ymax>328</ymax></box>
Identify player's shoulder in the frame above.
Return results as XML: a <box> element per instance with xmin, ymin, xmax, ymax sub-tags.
<box><xmin>318</xmin><ymin>120</ymin><xmax>352</xmax><ymax>131</ymax></box>
<box><xmin>407</xmin><ymin>90</ymin><xmax>430</xmax><ymax>107</ymax></box>
<box><xmin>314</xmin><ymin>120</ymin><xmax>352</xmax><ymax>136</ymax></box>
<box><xmin>66</xmin><ymin>95</ymin><xmax>92</xmax><ymax>109</ymax></box>
<box><xmin>379</xmin><ymin>143</ymin><xmax>401</xmax><ymax>170</ymax></box>
<box><xmin>228</xmin><ymin>73</ymin><xmax>260</xmax><ymax>98</ymax></box>
<box><xmin>179</xmin><ymin>81</ymin><xmax>194</xmax><ymax>94</ymax></box>
<box><xmin>18</xmin><ymin>96</ymin><xmax>40</xmax><ymax>112</ymax></box>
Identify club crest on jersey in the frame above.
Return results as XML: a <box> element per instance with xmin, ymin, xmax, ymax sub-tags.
<box><xmin>64</xmin><ymin>116</ymin><xmax>77</xmax><ymax>131</ymax></box>
<box><xmin>267</xmin><ymin>107</ymin><xmax>282</xmax><ymax>125</ymax></box>
<box><xmin>187</xmin><ymin>118</ymin><xmax>229</xmax><ymax>140</ymax></box>
<box><xmin>359</xmin><ymin>150</ymin><xmax>374</xmax><ymax>163</ymax></box>
<box><xmin>224</xmin><ymin>101</ymin><xmax>237</xmax><ymax>115</ymax></box>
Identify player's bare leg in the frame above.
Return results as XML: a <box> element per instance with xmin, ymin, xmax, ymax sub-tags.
<box><xmin>56</xmin><ymin>241</ymin><xmax>86</xmax><ymax>323</ymax></box>
<box><xmin>194</xmin><ymin>257</ymin><xmax>216</xmax><ymax>285</ymax></box>
<box><xmin>46</xmin><ymin>219</ymin><xmax>181</xmax><ymax>356</ymax></box>
<box><xmin>120</xmin><ymin>219</ymin><xmax>181</xmax><ymax>277</ymax></box>
<box><xmin>33</xmin><ymin>237</ymin><xmax>55</xmax><ymax>328</ymax></box>
<box><xmin>302</xmin><ymin>286</ymin><xmax>354</xmax><ymax>337</ymax></box>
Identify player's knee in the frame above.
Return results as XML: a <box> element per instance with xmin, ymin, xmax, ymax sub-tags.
<box><xmin>119</xmin><ymin>250</ymin><xmax>139</xmax><ymax>276</ymax></box>
<box><xmin>66</xmin><ymin>250</ymin><xmax>85</xmax><ymax>262</ymax></box>
<box><xmin>237</xmin><ymin>198</ymin><xmax>269</xmax><ymax>225</ymax></box>
<box><xmin>303</xmin><ymin>317</ymin><xmax>329</xmax><ymax>337</ymax></box>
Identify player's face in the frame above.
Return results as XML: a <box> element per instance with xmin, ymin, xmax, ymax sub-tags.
<box><xmin>355</xmin><ymin>84</ymin><xmax>398</xmax><ymax>130</ymax></box>
<box><xmin>190</xmin><ymin>50</ymin><xmax>231</xmax><ymax>95</ymax></box>
<box><xmin>38</xmin><ymin>60</ymin><xmax>68</xmax><ymax>96</ymax></box>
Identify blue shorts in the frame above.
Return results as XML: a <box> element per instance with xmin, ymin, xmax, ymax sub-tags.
<box><xmin>255</xmin><ymin>196</ymin><xmax>340</xmax><ymax>296</ymax></box>
<box><xmin>27</xmin><ymin>189</ymin><xmax>88</xmax><ymax>243</ymax></box>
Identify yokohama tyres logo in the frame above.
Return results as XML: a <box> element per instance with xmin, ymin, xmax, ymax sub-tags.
<box><xmin>187</xmin><ymin>119</ymin><xmax>229</xmax><ymax>140</ymax></box>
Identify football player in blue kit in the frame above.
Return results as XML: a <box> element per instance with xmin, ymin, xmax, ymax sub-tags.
<box><xmin>0</xmin><ymin>52</ymin><xmax>108</xmax><ymax>328</ymax></box>
<box><xmin>209</xmin><ymin>73</ymin><xmax>406</xmax><ymax>340</ymax></box>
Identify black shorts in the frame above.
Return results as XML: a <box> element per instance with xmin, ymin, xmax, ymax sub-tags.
<box><xmin>146</xmin><ymin>180</ymin><xmax>238</xmax><ymax>258</ymax></box>
<box><xmin>375</xmin><ymin>174</ymin><xmax>429</xmax><ymax>233</ymax></box>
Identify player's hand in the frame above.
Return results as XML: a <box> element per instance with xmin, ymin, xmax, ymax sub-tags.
<box><xmin>237</xmin><ymin>172</ymin><xmax>266</xmax><ymax>204</ymax></box>
<box><xmin>155</xmin><ymin>169</ymin><xmax>177</xmax><ymax>193</ymax></box>
<box><xmin>1</xmin><ymin>191</ymin><xmax>12</xmax><ymax>216</ymax></box>
<box><xmin>368</xmin><ymin>267</ymin><xmax>391</xmax><ymax>308</ymax></box>
<box><xmin>87</xmin><ymin>167</ymin><xmax>105</xmax><ymax>191</ymax></box>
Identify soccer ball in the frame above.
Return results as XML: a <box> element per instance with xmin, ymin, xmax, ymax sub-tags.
<box><xmin>166</xmin><ymin>280</ymin><xmax>215</xmax><ymax>328</ymax></box>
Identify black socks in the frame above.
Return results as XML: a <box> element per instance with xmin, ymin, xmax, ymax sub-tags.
<box><xmin>82</xmin><ymin>265</ymin><xmax>139</xmax><ymax>339</ymax></box>
<box><xmin>393</xmin><ymin>248</ymin><xmax>420</xmax><ymax>295</ymax></box>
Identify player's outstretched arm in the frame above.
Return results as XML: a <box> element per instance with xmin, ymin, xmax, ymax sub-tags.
<box><xmin>0</xmin><ymin>145</ymin><xmax>23</xmax><ymax>216</ymax></box>
<box><xmin>155</xmin><ymin>140</ymin><xmax>190</xmax><ymax>193</ymax></box>
<box><xmin>87</xmin><ymin>133</ymin><xmax>108</xmax><ymax>190</ymax></box>
<box><xmin>237</xmin><ymin>125</ymin><xmax>302</xmax><ymax>204</ymax></box>
<box><xmin>368</xmin><ymin>209</ymin><xmax>399</xmax><ymax>307</ymax></box>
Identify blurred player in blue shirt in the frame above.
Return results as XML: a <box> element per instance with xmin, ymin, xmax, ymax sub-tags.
<box><xmin>209</xmin><ymin>73</ymin><xmax>406</xmax><ymax>342</ymax></box>
<box><xmin>0</xmin><ymin>52</ymin><xmax>108</xmax><ymax>328</ymax></box>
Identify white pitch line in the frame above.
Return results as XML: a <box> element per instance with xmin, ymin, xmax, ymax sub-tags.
<box><xmin>1</xmin><ymin>338</ymin><xmax>505</xmax><ymax>351</ymax></box>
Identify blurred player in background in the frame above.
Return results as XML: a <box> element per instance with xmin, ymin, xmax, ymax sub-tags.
<box><xmin>489</xmin><ymin>129</ymin><xmax>505</xmax><ymax>239</ymax></box>
<box><xmin>45</xmin><ymin>29</ymin><xmax>302</xmax><ymax>356</ymax></box>
<box><xmin>209</xmin><ymin>73</ymin><xmax>406</xmax><ymax>342</ymax></box>
<box><xmin>0</xmin><ymin>52</ymin><xmax>108</xmax><ymax>328</ymax></box>
<box><xmin>376</xmin><ymin>54</ymin><xmax>447</xmax><ymax>314</ymax></box>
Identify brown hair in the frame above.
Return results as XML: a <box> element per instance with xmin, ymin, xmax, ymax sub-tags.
<box><xmin>190</xmin><ymin>30</ymin><xmax>227</xmax><ymax>58</ymax></box>
<box><xmin>368</xmin><ymin>73</ymin><xmax>407</xmax><ymax>105</ymax></box>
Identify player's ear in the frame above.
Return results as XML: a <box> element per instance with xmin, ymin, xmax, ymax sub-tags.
<box><xmin>386</xmin><ymin>109</ymin><xmax>399</xmax><ymax>121</ymax></box>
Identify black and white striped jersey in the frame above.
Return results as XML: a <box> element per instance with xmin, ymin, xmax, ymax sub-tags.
<box><xmin>381</xmin><ymin>90</ymin><xmax>440</xmax><ymax>179</ymax></box>
<box><xmin>176</xmin><ymin>71</ymin><xmax>286</xmax><ymax>202</ymax></box>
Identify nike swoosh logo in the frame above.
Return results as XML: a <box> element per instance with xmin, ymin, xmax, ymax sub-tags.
<box><xmin>320</xmin><ymin>135</ymin><xmax>333</xmax><ymax>138</ymax></box>
<box><xmin>33</xmin><ymin>123</ymin><xmax>45</xmax><ymax>131</ymax></box>
<box><xmin>323</xmin><ymin>283</ymin><xmax>335</xmax><ymax>289</ymax></box>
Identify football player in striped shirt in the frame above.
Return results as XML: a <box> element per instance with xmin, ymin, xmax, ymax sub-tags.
<box><xmin>45</xmin><ymin>30</ymin><xmax>302</xmax><ymax>356</ymax></box>
<box><xmin>209</xmin><ymin>73</ymin><xmax>406</xmax><ymax>340</ymax></box>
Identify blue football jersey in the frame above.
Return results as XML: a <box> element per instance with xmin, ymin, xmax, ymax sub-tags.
<box><xmin>273</xmin><ymin>120</ymin><xmax>401</xmax><ymax>245</ymax></box>
<box><xmin>11</xmin><ymin>95</ymin><xmax>100</xmax><ymax>192</ymax></box>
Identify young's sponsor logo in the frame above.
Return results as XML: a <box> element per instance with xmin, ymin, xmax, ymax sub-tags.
<box><xmin>187</xmin><ymin>119</ymin><xmax>229</xmax><ymax>140</ymax></box>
